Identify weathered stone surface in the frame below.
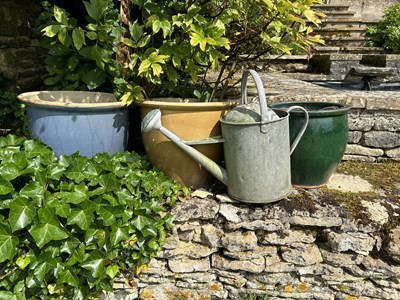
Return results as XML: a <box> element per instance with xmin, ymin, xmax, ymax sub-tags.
<box><xmin>386</xmin><ymin>147</ymin><xmax>400</xmax><ymax>158</ymax></box>
<box><xmin>326</xmin><ymin>174</ymin><xmax>374</xmax><ymax>193</ymax></box>
<box><xmin>385</xmin><ymin>227</ymin><xmax>400</xmax><ymax>263</ymax></box>
<box><xmin>331</xmin><ymin>280</ymin><xmax>398</xmax><ymax>300</ymax></box>
<box><xmin>221</xmin><ymin>231</ymin><xmax>258</xmax><ymax>252</ymax></box>
<box><xmin>192</xmin><ymin>188</ymin><xmax>213</xmax><ymax>199</ymax></box>
<box><xmin>361</xmin><ymin>256</ymin><xmax>400</xmax><ymax>278</ymax></box>
<box><xmin>177</xmin><ymin>272</ymin><xmax>217</xmax><ymax>283</ymax></box>
<box><xmin>373</xmin><ymin>115</ymin><xmax>400</xmax><ymax>131</ymax></box>
<box><xmin>348</xmin><ymin>131</ymin><xmax>363</xmax><ymax>143</ymax></box>
<box><xmin>226</xmin><ymin>219</ymin><xmax>284</xmax><ymax>231</ymax></box>
<box><xmin>212</xmin><ymin>269</ymin><xmax>247</xmax><ymax>288</ymax></box>
<box><xmin>281</xmin><ymin>243</ymin><xmax>323</xmax><ymax>266</ymax></box>
<box><xmin>168</xmin><ymin>257</ymin><xmax>210</xmax><ymax>273</ymax></box>
<box><xmin>289</xmin><ymin>215</ymin><xmax>342</xmax><ymax>227</ymax></box>
<box><xmin>200</xmin><ymin>224</ymin><xmax>224</xmax><ymax>248</ymax></box>
<box><xmin>320</xmin><ymin>248</ymin><xmax>364</xmax><ymax>267</ymax></box>
<box><xmin>361</xmin><ymin>200</ymin><xmax>389</xmax><ymax>225</ymax></box>
<box><xmin>258</xmin><ymin>230</ymin><xmax>316</xmax><ymax>245</ymax></box>
<box><xmin>342</xmin><ymin>154</ymin><xmax>376</xmax><ymax>162</ymax></box>
<box><xmin>212</xmin><ymin>254</ymin><xmax>265</xmax><ymax>273</ymax></box>
<box><xmin>362</xmin><ymin>131</ymin><xmax>400</xmax><ymax>148</ymax></box>
<box><xmin>223</xmin><ymin>245</ymin><xmax>277</xmax><ymax>260</ymax></box>
<box><xmin>172</xmin><ymin>198</ymin><xmax>219</xmax><ymax>221</ymax></box>
<box><xmin>219</xmin><ymin>204</ymin><xmax>241</xmax><ymax>223</ymax></box>
<box><xmin>348</xmin><ymin>116</ymin><xmax>375</xmax><ymax>131</ymax></box>
<box><xmin>345</xmin><ymin>144</ymin><xmax>385</xmax><ymax>157</ymax></box>
<box><xmin>326</xmin><ymin>231</ymin><xmax>376</xmax><ymax>255</ymax></box>
<box><xmin>175</xmin><ymin>281</ymin><xmax>228</xmax><ymax>299</ymax></box>
<box><xmin>159</xmin><ymin>241</ymin><xmax>217</xmax><ymax>259</ymax></box>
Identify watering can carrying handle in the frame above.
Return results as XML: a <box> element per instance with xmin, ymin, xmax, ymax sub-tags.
<box><xmin>286</xmin><ymin>106</ymin><xmax>309</xmax><ymax>155</ymax></box>
<box><xmin>241</xmin><ymin>70</ymin><xmax>270</xmax><ymax>131</ymax></box>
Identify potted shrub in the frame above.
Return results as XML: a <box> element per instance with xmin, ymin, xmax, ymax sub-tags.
<box><xmin>36</xmin><ymin>0</ymin><xmax>324</xmax><ymax>186</ymax></box>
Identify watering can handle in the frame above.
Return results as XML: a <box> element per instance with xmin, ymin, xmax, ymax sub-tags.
<box><xmin>286</xmin><ymin>106</ymin><xmax>309</xmax><ymax>155</ymax></box>
<box><xmin>241</xmin><ymin>70</ymin><xmax>269</xmax><ymax>127</ymax></box>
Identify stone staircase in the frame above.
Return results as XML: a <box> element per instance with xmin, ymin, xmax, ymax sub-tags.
<box><xmin>311</xmin><ymin>4</ymin><xmax>384</xmax><ymax>54</ymax></box>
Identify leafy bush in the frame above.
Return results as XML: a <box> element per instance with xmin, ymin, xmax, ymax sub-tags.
<box><xmin>366</xmin><ymin>4</ymin><xmax>400</xmax><ymax>53</ymax></box>
<box><xmin>39</xmin><ymin>0</ymin><xmax>324</xmax><ymax>104</ymax></box>
<box><xmin>0</xmin><ymin>135</ymin><xmax>183</xmax><ymax>299</ymax></box>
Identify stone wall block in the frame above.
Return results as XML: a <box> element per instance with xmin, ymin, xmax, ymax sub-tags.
<box><xmin>362</xmin><ymin>131</ymin><xmax>400</xmax><ymax>148</ymax></box>
<box><xmin>289</xmin><ymin>215</ymin><xmax>342</xmax><ymax>227</ymax></box>
<box><xmin>223</xmin><ymin>245</ymin><xmax>277</xmax><ymax>260</ymax></box>
<box><xmin>172</xmin><ymin>198</ymin><xmax>219</xmax><ymax>221</ymax></box>
<box><xmin>211</xmin><ymin>253</ymin><xmax>265</xmax><ymax>273</ymax></box>
<box><xmin>200</xmin><ymin>224</ymin><xmax>224</xmax><ymax>248</ymax></box>
<box><xmin>348</xmin><ymin>131</ymin><xmax>363</xmax><ymax>143</ymax></box>
<box><xmin>373</xmin><ymin>115</ymin><xmax>400</xmax><ymax>131</ymax></box>
<box><xmin>348</xmin><ymin>115</ymin><xmax>375</xmax><ymax>131</ymax></box>
<box><xmin>386</xmin><ymin>147</ymin><xmax>400</xmax><ymax>159</ymax></box>
<box><xmin>342</xmin><ymin>154</ymin><xmax>376</xmax><ymax>162</ymax></box>
<box><xmin>258</xmin><ymin>230</ymin><xmax>316</xmax><ymax>245</ymax></box>
<box><xmin>221</xmin><ymin>230</ymin><xmax>258</xmax><ymax>252</ymax></box>
<box><xmin>320</xmin><ymin>248</ymin><xmax>364</xmax><ymax>267</ymax></box>
<box><xmin>384</xmin><ymin>227</ymin><xmax>400</xmax><ymax>263</ymax></box>
<box><xmin>326</xmin><ymin>231</ymin><xmax>376</xmax><ymax>255</ymax></box>
<box><xmin>168</xmin><ymin>257</ymin><xmax>210</xmax><ymax>273</ymax></box>
<box><xmin>281</xmin><ymin>243</ymin><xmax>323</xmax><ymax>266</ymax></box>
<box><xmin>345</xmin><ymin>144</ymin><xmax>385</xmax><ymax>157</ymax></box>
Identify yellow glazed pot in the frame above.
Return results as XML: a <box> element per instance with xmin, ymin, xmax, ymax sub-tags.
<box><xmin>139</xmin><ymin>98</ymin><xmax>237</xmax><ymax>188</ymax></box>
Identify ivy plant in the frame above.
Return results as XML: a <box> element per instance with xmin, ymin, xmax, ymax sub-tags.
<box><xmin>0</xmin><ymin>91</ymin><xmax>25</xmax><ymax>134</ymax></box>
<box><xmin>39</xmin><ymin>0</ymin><xmax>324</xmax><ymax>104</ymax></box>
<box><xmin>366</xmin><ymin>4</ymin><xmax>400</xmax><ymax>53</ymax></box>
<box><xmin>0</xmin><ymin>135</ymin><xmax>183</xmax><ymax>299</ymax></box>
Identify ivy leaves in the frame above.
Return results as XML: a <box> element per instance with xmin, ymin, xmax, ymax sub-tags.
<box><xmin>0</xmin><ymin>135</ymin><xmax>181</xmax><ymax>299</ymax></box>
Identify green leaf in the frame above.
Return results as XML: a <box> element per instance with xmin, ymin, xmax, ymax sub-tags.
<box><xmin>81</xmin><ymin>250</ymin><xmax>105</xmax><ymax>278</ymax></box>
<box><xmin>110</xmin><ymin>227</ymin><xmax>129</xmax><ymax>246</ymax></box>
<box><xmin>9</xmin><ymin>197</ymin><xmax>36</xmax><ymax>232</ymax></box>
<box><xmin>131</xmin><ymin>215</ymin><xmax>153</xmax><ymax>231</ymax></box>
<box><xmin>0</xmin><ymin>177</ymin><xmax>13</xmax><ymax>195</ymax></box>
<box><xmin>16</xmin><ymin>255</ymin><xmax>31</xmax><ymax>270</ymax></box>
<box><xmin>72</xmin><ymin>27</ymin><xmax>85</xmax><ymax>50</ymax></box>
<box><xmin>67</xmin><ymin>208</ymin><xmax>94</xmax><ymax>231</ymax></box>
<box><xmin>106</xmin><ymin>265</ymin><xmax>119</xmax><ymax>279</ymax></box>
<box><xmin>81</xmin><ymin>67</ymin><xmax>106</xmax><ymax>90</ymax></box>
<box><xmin>42</xmin><ymin>25</ymin><xmax>62</xmax><ymax>38</ymax></box>
<box><xmin>58</xmin><ymin>26</ymin><xmax>68</xmax><ymax>45</ymax></box>
<box><xmin>83</xmin><ymin>0</ymin><xmax>106</xmax><ymax>21</ymax></box>
<box><xmin>129</xmin><ymin>20</ymin><xmax>143</xmax><ymax>42</ymax></box>
<box><xmin>57</xmin><ymin>268</ymin><xmax>79</xmax><ymax>288</ymax></box>
<box><xmin>29</xmin><ymin>208</ymin><xmax>69</xmax><ymax>248</ymax></box>
<box><xmin>0</xmin><ymin>162</ymin><xmax>20</xmax><ymax>180</ymax></box>
<box><xmin>0</xmin><ymin>224</ymin><xmax>18</xmax><ymax>263</ymax></box>
<box><xmin>53</xmin><ymin>5</ymin><xmax>68</xmax><ymax>24</ymax></box>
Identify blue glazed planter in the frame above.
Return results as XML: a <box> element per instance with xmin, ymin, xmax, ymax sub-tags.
<box><xmin>18</xmin><ymin>91</ymin><xmax>129</xmax><ymax>158</ymax></box>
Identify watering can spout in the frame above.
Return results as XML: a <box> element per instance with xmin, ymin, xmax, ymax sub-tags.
<box><xmin>141</xmin><ymin>109</ymin><xmax>229</xmax><ymax>186</ymax></box>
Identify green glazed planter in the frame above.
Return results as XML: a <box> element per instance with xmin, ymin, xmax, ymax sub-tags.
<box><xmin>270</xmin><ymin>102</ymin><xmax>349</xmax><ymax>187</ymax></box>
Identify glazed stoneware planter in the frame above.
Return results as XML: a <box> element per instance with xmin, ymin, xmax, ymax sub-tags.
<box><xmin>18</xmin><ymin>91</ymin><xmax>129</xmax><ymax>158</ymax></box>
<box><xmin>270</xmin><ymin>101</ymin><xmax>349</xmax><ymax>187</ymax></box>
<box><xmin>139</xmin><ymin>98</ymin><xmax>237</xmax><ymax>188</ymax></box>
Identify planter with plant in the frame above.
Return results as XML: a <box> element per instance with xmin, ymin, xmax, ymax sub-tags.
<box><xmin>37</xmin><ymin>0</ymin><xmax>325</xmax><ymax>186</ymax></box>
<box><xmin>0</xmin><ymin>134</ymin><xmax>183</xmax><ymax>299</ymax></box>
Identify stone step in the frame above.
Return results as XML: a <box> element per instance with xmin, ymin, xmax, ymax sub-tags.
<box><xmin>311</xmin><ymin>4</ymin><xmax>351</xmax><ymax>12</ymax></box>
<box><xmin>322</xmin><ymin>36</ymin><xmax>371</xmax><ymax>47</ymax></box>
<box><xmin>320</xmin><ymin>21</ymin><xmax>367</xmax><ymax>29</ymax></box>
<box><xmin>320</xmin><ymin>11</ymin><xmax>358</xmax><ymax>19</ymax></box>
<box><xmin>314</xmin><ymin>27</ymin><xmax>367</xmax><ymax>38</ymax></box>
<box><xmin>315</xmin><ymin>46</ymin><xmax>385</xmax><ymax>54</ymax></box>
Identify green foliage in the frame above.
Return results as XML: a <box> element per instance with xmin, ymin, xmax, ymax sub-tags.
<box><xmin>39</xmin><ymin>0</ymin><xmax>324</xmax><ymax>104</ymax></box>
<box><xmin>0</xmin><ymin>91</ymin><xmax>25</xmax><ymax>132</ymax></box>
<box><xmin>366</xmin><ymin>4</ymin><xmax>400</xmax><ymax>53</ymax></box>
<box><xmin>0</xmin><ymin>135</ymin><xmax>183</xmax><ymax>299</ymax></box>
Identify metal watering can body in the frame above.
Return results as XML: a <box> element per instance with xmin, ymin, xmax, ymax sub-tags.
<box><xmin>141</xmin><ymin>70</ymin><xmax>309</xmax><ymax>203</ymax></box>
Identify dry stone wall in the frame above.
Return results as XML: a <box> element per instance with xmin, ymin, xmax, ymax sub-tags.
<box><xmin>105</xmin><ymin>189</ymin><xmax>400</xmax><ymax>300</ymax></box>
<box><xmin>0</xmin><ymin>0</ymin><xmax>45</xmax><ymax>92</ymax></box>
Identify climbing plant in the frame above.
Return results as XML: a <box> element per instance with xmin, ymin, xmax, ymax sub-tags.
<box><xmin>0</xmin><ymin>135</ymin><xmax>183</xmax><ymax>299</ymax></box>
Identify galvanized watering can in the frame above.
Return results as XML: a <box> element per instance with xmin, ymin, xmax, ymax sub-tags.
<box><xmin>141</xmin><ymin>70</ymin><xmax>309</xmax><ymax>203</ymax></box>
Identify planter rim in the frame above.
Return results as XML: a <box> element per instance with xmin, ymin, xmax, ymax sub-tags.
<box><xmin>139</xmin><ymin>98</ymin><xmax>238</xmax><ymax>111</ymax></box>
<box><xmin>18</xmin><ymin>91</ymin><xmax>126</xmax><ymax>110</ymax></box>
<box><xmin>270</xmin><ymin>101</ymin><xmax>349</xmax><ymax>117</ymax></box>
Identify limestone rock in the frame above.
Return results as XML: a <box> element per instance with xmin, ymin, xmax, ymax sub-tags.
<box><xmin>168</xmin><ymin>257</ymin><xmax>210</xmax><ymax>273</ymax></box>
<box><xmin>192</xmin><ymin>188</ymin><xmax>213</xmax><ymax>199</ymax></box>
<box><xmin>258</xmin><ymin>230</ymin><xmax>316</xmax><ymax>245</ymax></box>
<box><xmin>289</xmin><ymin>215</ymin><xmax>342</xmax><ymax>227</ymax></box>
<box><xmin>223</xmin><ymin>245</ymin><xmax>278</xmax><ymax>260</ymax></box>
<box><xmin>320</xmin><ymin>248</ymin><xmax>363</xmax><ymax>267</ymax></box>
<box><xmin>212</xmin><ymin>269</ymin><xmax>247</xmax><ymax>288</ymax></box>
<box><xmin>226</xmin><ymin>219</ymin><xmax>284</xmax><ymax>231</ymax></box>
<box><xmin>326</xmin><ymin>231</ymin><xmax>376</xmax><ymax>255</ymax></box>
<box><xmin>345</xmin><ymin>144</ymin><xmax>385</xmax><ymax>157</ymax></box>
<box><xmin>326</xmin><ymin>174</ymin><xmax>374</xmax><ymax>193</ymax></box>
<box><xmin>200</xmin><ymin>224</ymin><xmax>224</xmax><ymax>248</ymax></box>
<box><xmin>219</xmin><ymin>203</ymin><xmax>241</xmax><ymax>223</ymax></box>
<box><xmin>385</xmin><ymin>227</ymin><xmax>400</xmax><ymax>263</ymax></box>
<box><xmin>342</xmin><ymin>154</ymin><xmax>376</xmax><ymax>162</ymax></box>
<box><xmin>221</xmin><ymin>230</ymin><xmax>258</xmax><ymax>252</ymax></box>
<box><xmin>172</xmin><ymin>198</ymin><xmax>219</xmax><ymax>221</ymax></box>
<box><xmin>362</xmin><ymin>131</ymin><xmax>400</xmax><ymax>149</ymax></box>
<box><xmin>212</xmin><ymin>253</ymin><xmax>265</xmax><ymax>273</ymax></box>
<box><xmin>348</xmin><ymin>115</ymin><xmax>374</xmax><ymax>131</ymax></box>
<box><xmin>373</xmin><ymin>115</ymin><xmax>400</xmax><ymax>131</ymax></box>
<box><xmin>361</xmin><ymin>200</ymin><xmax>389</xmax><ymax>225</ymax></box>
<box><xmin>386</xmin><ymin>147</ymin><xmax>400</xmax><ymax>158</ymax></box>
<box><xmin>159</xmin><ymin>241</ymin><xmax>217</xmax><ymax>259</ymax></box>
<box><xmin>348</xmin><ymin>131</ymin><xmax>363</xmax><ymax>144</ymax></box>
<box><xmin>281</xmin><ymin>243</ymin><xmax>323</xmax><ymax>266</ymax></box>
